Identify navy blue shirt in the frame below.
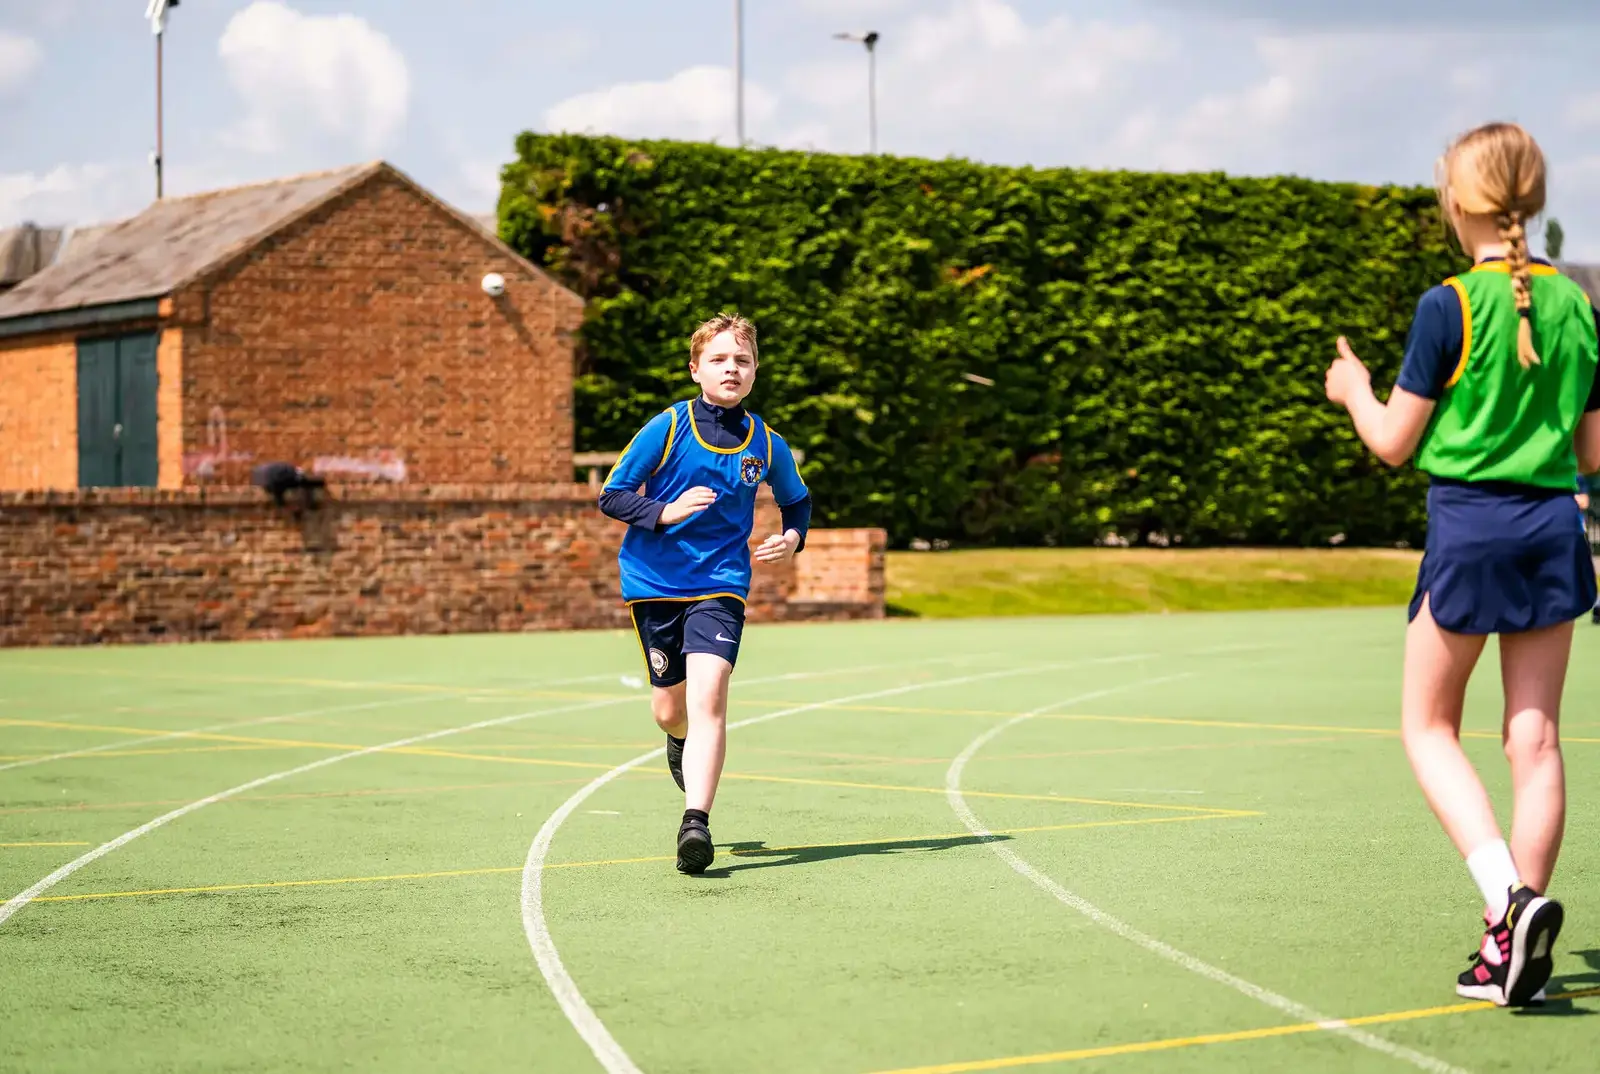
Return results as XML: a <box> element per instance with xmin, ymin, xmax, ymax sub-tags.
<box><xmin>598</xmin><ymin>397</ymin><xmax>813</xmax><ymax>550</ymax></box>
<box><xmin>1395</xmin><ymin>257</ymin><xmax>1600</xmax><ymax>408</ymax></box>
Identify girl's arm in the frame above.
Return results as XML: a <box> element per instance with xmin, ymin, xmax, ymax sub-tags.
<box><xmin>1327</xmin><ymin>332</ymin><xmax>1438</xmax><ymax>468</ymax></box>
<box><xmin>1578</xmin><ymin>307</ymin><xmax>1600</xmax><ymax>475</ymax></box>
<box><xmin>1579</xmin><ymin>414</ymin><xmax>1600</xmax><ymax>476</ymax></box>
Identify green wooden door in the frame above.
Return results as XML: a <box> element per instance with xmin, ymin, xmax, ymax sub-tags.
<box><xmin>76</xmin><ymin>332</ymin><xmax>161</xmax><ymax>487</ymax></box>
<box><xmin>76</xmin><ymin>338</ymin><xmax>120</xmax><ymax>487</ymax></box>
<box><xmin>117</xmin><ymin>333</ymin><xmax>160</xmax><ymax>486</ymax></box>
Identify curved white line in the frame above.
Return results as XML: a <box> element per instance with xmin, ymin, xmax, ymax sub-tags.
<box><xmin>945</xmin><ymin>688</ymin><xmax>1469</xmax><ymax>1074</ymax></box>
<box><xmin>0</xmin><ymin>693</ymin><xmax>636</xmax><ymax>928</ymax></box>
<box><xmin>521</xmin><ymin>656</ymin><xmax>1152</xmax><ymax>1074</ymax></box>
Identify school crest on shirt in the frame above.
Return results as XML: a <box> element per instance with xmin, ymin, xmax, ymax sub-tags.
<box><xmin>740</xmin><ymin>455</ymin><xmax>766</xmax><ymax>487</ymax></box>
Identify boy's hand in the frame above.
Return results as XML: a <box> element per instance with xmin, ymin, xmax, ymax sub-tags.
<box><xmin>1325</xmin><ymin>336</ymin><xmax>1371</xmax><ymax>407</ymax></box>
<box><xmin>754</xmin><ymin>530</ymin><xmax>801</xmax><ymax>564</ymax></box>
<box><xmin>659</xmin><ymin>487</ymin><xmax>716</xmax><ymax>526</ymax></box>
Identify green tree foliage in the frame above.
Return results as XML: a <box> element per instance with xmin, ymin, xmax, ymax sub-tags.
<box><xmin>1546</xmin><ymin>218</ymin><xmax>1565</xmax><ymax>261</ymax></box>
<box><xmin>499</xmin><ymin>133</ymin><xmax>1462</xmax><ymax>548</ymax></box>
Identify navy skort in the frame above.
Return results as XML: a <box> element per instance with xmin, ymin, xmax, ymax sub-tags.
<box><xmin>1410</xmin><ymin>479</ymin><xmax>1597</xmax><ymax>635</ymax></box>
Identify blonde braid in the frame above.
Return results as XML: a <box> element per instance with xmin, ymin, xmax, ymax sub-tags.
<box><xmin>1497</xmin><ymin>209</ymin><xmax>1540</xmax><ymax>369</ymax></box>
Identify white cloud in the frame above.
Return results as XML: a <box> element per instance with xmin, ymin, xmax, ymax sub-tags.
<box><xmin>1569</xmin><ymin>93</ymin><xmax>1600</xmax><ymax>131</ymax></box>
<box><xmin>544</xmin><ymin>65</ymin><xmax>777</xmax><ymax>145</ymax></box>
<box><xmin>218</xmin><ymin>2</ymin><xmax>410</xmax><ymax>156</ymax></box>
<box><xmin>451</xmin><ymin>157</ymin><xmax>506</xmax><ymax>212</ymax></box>
<box><xmin>798</xmin><ymin>0</ymin><xmax>914</xmax><ymax>19</ymax></box>
<box><xmin>0</xmin><ymin>31</ymin><xmax>42</xmax><ymax>97</ymax></box>
<box><xmin>0</xmin><ymin>159</ymin><xmax>167</xmax><ymax>229</ymax></box>
<box><xmin>0</xmin><ymin>156</ymin><xmax>259</xmax><ymax>229</ymax></box>
<box><xmin>783</xmin><ymin>0</ymin><xmax>1175</xmax><ymax>157</ymax></box>
<box><xmin>1104</xmin><ymin>32</ymin><xmax>1497</xmax><ymax>182</ymax></box>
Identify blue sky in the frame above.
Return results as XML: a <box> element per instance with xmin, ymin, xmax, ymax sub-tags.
<box><xmin>3</xmin><ymin>0</ymin><xmax>1600</xmax><ymax>256</ymax></box>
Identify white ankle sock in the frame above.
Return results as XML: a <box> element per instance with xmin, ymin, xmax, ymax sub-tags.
<box><xmin>1466</xmin><ymin>839</ymin><xmax>1520</xmax><ymax>919</ymax></box>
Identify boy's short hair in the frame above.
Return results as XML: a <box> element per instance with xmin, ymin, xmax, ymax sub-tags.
<box><xmin>689</xmin><ymin>313</ymin><xmax>758</xmax><ymax>365</ymax></box>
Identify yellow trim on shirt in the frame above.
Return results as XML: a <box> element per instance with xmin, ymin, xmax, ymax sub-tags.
<box><xmin>625</xmin><ymin>592</ymin><xmax>747</xmax><ymax>606</ymax></box>
<box><xmin>1442</xmin><ymin>276</ymin><xmax>1472</xmax><ymax>389</ymax></box>
<box><xmin>1469</xmin><ymin>261</ymin><xmax>1558</xmax><ymax>277</ymax></box>
<box><xmin>688</xmin><ymin>410</ymin><xmax>755</xmax><ymax>454</ymax></box>
<box><xmin>658</xmin><ymin>405</ymin><xmax>680</xmax><ymax>471</ymax></box>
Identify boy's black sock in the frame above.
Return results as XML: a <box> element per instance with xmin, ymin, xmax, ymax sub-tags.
<box><xmin>682</xmin><ymin>808</ymin><xmax>709</xmax><ymax>826</ymax></box>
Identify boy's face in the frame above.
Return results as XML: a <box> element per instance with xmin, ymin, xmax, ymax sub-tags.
<box><xmin>691</xmin><ymin>329</ymin><xmax>757</xmax><ymax>407</ymax></box>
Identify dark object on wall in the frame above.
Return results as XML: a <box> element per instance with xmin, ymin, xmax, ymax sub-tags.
<box><xmin>252</xmin><ymin>462</ymin><xmax>326</xmax><ymax>509</ymax></box>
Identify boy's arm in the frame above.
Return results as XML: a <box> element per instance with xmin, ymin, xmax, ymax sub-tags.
<box><xmin>598</xmin><ymin>412</ymin><xmax>673</xmax><ymax>530</ymax></box>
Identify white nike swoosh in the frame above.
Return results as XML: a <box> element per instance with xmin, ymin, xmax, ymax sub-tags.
<box><xmin>715</xmin><ymin>633</ymin><xmax>737</xmax><ymax>643</ymax></box>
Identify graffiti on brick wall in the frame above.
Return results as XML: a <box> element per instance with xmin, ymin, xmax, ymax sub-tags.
<box><xmin>311</xmin><ymin>449</ymin><xmax>407</xmax><ymax>483</ymax></box>
<box><xmin>183</xmin><ymin>406</ymin><xmax>254</xmax><ymax>479</ymax></box>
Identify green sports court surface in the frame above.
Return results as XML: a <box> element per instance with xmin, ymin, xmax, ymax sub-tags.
<box><xmin>2</xmin><ymin>609</ymin><xmax>1597</xmax><ymax>1073</ymax></box>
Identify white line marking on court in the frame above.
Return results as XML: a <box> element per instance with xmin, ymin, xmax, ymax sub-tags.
<box><xmin>0</xmin><ymin>695</ymin><xmax>440</xmax><ymax>776</ymax></box>
<box><xmin>520</xmin><ymin>655</ymin><xmax>1152</xmax><ymax>1074</ymax></box>
<box><xmin>0</xmin><ymin>650</ymin><xmax>1012</xmax><ymax>930</ymax></box>
<box><xmin>0</xmin><ymin>694</ymin><xmax>643</xmax><ymax>929</ymax></box>
<box><xmin>945</xmin><ymin>684</ymin><xmax>1471</xmax><ymax>1074</ymax></box>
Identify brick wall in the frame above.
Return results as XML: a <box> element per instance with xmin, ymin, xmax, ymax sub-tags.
<box><xmin>172</xmin><ymin>170</ymin><xmax>583</xmax><ymax>487</ymax></box>
<box><xmin>792</xmin><ymin>529</ymin><xmax>888</xmax><ymax>609</ymax></box>
<box><xmin>0</xmin><ymin>486</ymin><xmax>885</xmax><ymax>648</ymax></box>
<box><xmin>0</xmin><ymin>332</ymin><xmax>76</xmax><ymax>489</ymax></box>
<box><xmin>157</xmin><ymin>325</ymin><xmax>183</xmax><ymax>489</ymax></box>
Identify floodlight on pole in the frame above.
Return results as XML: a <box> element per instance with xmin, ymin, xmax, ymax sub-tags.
<box><xmin>144</xmin><ymin>0</ymin><xmax>179</xmax><ymax>198</ymax></box>
<box><xmin>832</xmin><ymin>30</ymin><xmax>879</xmax><ymax>154</ymax></box>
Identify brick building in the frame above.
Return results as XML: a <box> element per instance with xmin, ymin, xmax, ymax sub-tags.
<box><xmin>0</xmin><ymin>164</ymin><xmax>886</xmax><ymax>646</ymax></box>
<box><xmin>0</xmin><ymin>162</ymin><xmax>582</xmax><ymax>490</ymax></box>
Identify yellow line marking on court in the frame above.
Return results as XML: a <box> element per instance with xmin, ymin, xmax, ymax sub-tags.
<box><xmin>60</xmin><ymin>744</ymin><xmax>306</xmax><ymax>760</ymax></box>
<box><xmin>865</xmin><ymin>987</ymin><xmax>1600</xmax><ymax>1073</ymax></box>
<box><xmin>0</xmin><ymin>776</ymin><xmax>609</xmax><ymax>817</ymax></box>
<box><xmin>461</xmin><ymin>742</ymin><xmax>662</xmax><ymax>752</ymax></box>
<box><xmin>0</xmin><ymin>842</ymin><xmax>92</xmax><ymax>848</ymax></box>
<box><xmin>733</xmin><ymin>702</ymin><xmax>1600</xmax><ymax>746</ymax></box>
<box><xmin>722</xmin><ymin>773</ymin><xmax>1261</xmax><ymax>816</ymax></box>
<box><xmin>0</xmin><ymin>661</ymin><xmax>632</xmax><ymax>703</ymax></box>
<box><xmin>0</xmin><ymin>720</ymin><xmax>624</xmax><ymax>772</ymax></box>
<box><xmin>737</xmin><ymin>735</ymin><xmax>1355</xmax><ymax>774</ymax></box>
<box><xmin>0</xmin><ymin>718</ymin><xmax>179</xmax><ymax>737</ymax></box>
<box><xmin>29</xmin><ymin>815</ymin><xmax>1254</xmax><ymax>904</ymax></box>
<box><xmin>387</xmin><ymin>746</ymin><xmax>615</xmax><ymax>771</ymax></box>
<box><xmin>742</xmin><ymin>745</ymin><xmax>954</xmax><ymax>765</ymax></box>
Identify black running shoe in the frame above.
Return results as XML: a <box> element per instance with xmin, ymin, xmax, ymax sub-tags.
<box><xmin>665</xmin><ymin>734</ymin><xmax>686</xmax><ymax>792</ymax></box>
<box><xmin>1457</xmin><ymin>886</ymin><xmax>1564</xmax><ymax>1007</ymax></box>
<box><xmin>1504</xmin><ymin>885</ymin><xmax>1563</xmax><ymax>1007</ymax></box>
<box><xmin>676</xmin><ymin>816</ymin><xmax>714</xmax><ymax>875</ymax></box>
<box><xmin>1457</xmin><ymin>921</ymin><xmax>1511</xmax><ymax>1004</ymax></box>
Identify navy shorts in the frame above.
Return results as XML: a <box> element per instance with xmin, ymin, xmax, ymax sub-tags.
<box><xmin>1410</xmin><ymin>480</ymin><xmax>1597</xmax><ymax>635</ymax></box>
<box><xmin>629</xmin><ymin>596</ymin><xmax>746</xmax><ymax>687</ymax></box>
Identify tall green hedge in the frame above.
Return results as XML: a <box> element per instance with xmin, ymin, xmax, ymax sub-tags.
<box><xmin>499</xmin><ymin>133</ymin><xmax>1461</xmax><ymax>548</ymax></box>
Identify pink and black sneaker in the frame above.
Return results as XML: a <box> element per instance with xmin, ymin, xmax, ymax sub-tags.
<box><xmin>1457</xmin><ymin>885</ymin><xmax>1563</xmax><ymax>1006</ymax></box>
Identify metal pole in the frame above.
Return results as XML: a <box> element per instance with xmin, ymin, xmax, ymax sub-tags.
<box><xmin>155</xmin><ymin>29</ymin><xmax>164</xmax><ymax>199</ymax></box>
<box><xmin>734</xmin><ymin>0</ymin><xmax>745</xmax><ymax>146</ymax></box>
<box><xmin>866</xmin><ymin>34</ymin><xmax>877</xmax><ymax>154</ymax></box>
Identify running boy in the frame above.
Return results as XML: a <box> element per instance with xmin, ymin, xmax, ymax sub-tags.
<box><xmin>1325</xmin><ymin>122</ymin><xmax>1600</xmax><ymax>1006</ymax></box>
<box><xmin>598</xmin><ymin>313</ymin><xmax>811</xmax><ymax>874</ymax></box>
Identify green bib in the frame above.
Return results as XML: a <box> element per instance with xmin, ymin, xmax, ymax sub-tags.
<box><xmin>1414</xmin><ymin>262</ymin><xmax>1598</xmax><ymax>489</ymax></box>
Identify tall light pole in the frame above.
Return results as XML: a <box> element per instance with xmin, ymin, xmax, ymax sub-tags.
<box><xmin>832</xmin><ymin>30</ymin><xmax>879</xmax><ymax>154</ymax></box>
<box><xmin>733</xmin><ymin>0</ymin><xmax>745</xmax><ymax>146</ymax></box>
<box><xmin>145</xmin><ymin>0</ymin><xmax>179</xmax><ymax>199</ymax></box>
